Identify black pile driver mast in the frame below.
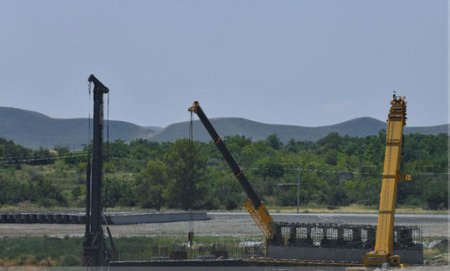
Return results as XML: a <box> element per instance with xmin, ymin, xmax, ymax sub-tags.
<box><xmin>188</xmin><ymin>101</ymin><xmax>274</xmax><ymax>239</ymax></box>
<box><xmin>83</xmin><ymin>74</ymin><xmax>109</xmax><ymax>266</ymax></box>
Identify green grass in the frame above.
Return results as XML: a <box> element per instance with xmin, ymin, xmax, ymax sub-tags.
<box><xmin>1</xmin><ymin>235</ymin><xmax>448</xmax><ymax>266</ymax></box>
<box><xmin>0</xmin><ymin>235</ymin><xmax>262</xmax><ymax>266</ymax></box>
<box><xmin>267</xmin><ymin>204</ymin><xmax>449</xmax><ymax>214</ymax></box>
<box><xmin>0</xmin><ymin>236</ymin><xmax>82</xmax><ymax>266</ymax></box>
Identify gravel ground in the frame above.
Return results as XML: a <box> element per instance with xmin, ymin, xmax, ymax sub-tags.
<box><xmin>0</xmin><ymin>212</ymin><xmax>448</xmax><ymax>270</ymax></box>
<box><xmin>0</xmin><ymin>267</ymin><xmax>447</xmax><ymax>271</ymax></box>
<box><xmin>0</xmin><ymin>213</ymin><xmax>448</xmax><ymax>238</ymax></box>
<box><xmin>403</xmin><ymin>267</ymin><xmax>450</xmax><ymax>271</ymax></box>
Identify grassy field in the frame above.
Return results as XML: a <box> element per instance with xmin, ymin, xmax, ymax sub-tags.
<box><xmin>267</xmin><ymin>204</ymin><xmax>449</xmax><ymax>214</ymax></box>
<box><xmin>0</xmin><ymin>235</ymin><xmax>447</xmax><ymax>267</ymax></box>
<box><xmin>0</xmin><ymin>235</ymin><xmax>261</xmax><ymax>266</ymax></box>
<box><xmin>0</xmin><ymin>236</ymin><xmax>81</xmax><ymax>266</ymax></box>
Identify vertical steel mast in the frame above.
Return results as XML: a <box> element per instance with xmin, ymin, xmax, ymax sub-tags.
<box><xmin>83</xmin><ymin>74</ymin><xmax>109</xmax><ymax>266</ymax></box>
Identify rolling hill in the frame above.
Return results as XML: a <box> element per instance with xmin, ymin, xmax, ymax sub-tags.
<box><xmin>0</xmin><ymin>107</ymin><xmax>447</xmax><ymax>149</ymax></box>
<box><xmin>0</xmin><ymin>107</ymin><xmax>155</xmax><ymax>149</ymax></box>
<box><xmin>150</xmin><ymin>117</ymin><xmax>448</xmax><ymax>143</ymax></box>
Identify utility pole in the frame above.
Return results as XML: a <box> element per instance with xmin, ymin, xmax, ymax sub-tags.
<box><xmin>296</xmin><ymin>170</ymin><xmax>300</xmax><ymax>214</ymax></box>
<box><xmin>83</xmin><ymin>74</ymin><xmax>109</xmax><ymax>267</ymax></box>
<box><xmin>278</xmin><ymin>168</ymin><xmax>301</xmax><ymax>213</ymax></box>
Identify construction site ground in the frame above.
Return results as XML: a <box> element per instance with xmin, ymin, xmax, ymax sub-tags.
<box><xmin>0</xmin><ymin>212</ymin><xmax>447</xmax><ymax>238</ymax></box>
<box><xmin>0</xmin><ymin>212</ymin><xmax>448</xmax><ymax>270</ymax></box>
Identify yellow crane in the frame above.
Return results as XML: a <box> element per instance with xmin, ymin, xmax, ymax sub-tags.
<box><xmin>363</xmin><ymin>95</ymin><xmax>411</xmax><ymax>267</ymax></box>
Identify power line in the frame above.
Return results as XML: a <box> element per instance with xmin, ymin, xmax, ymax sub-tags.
<box><xmin>242</xmin><ymin>164</ymin><xmax>449</xmax><ymax>177</ymax></box>
<box><xmin>0</xmin><ymin>153</ymin><xmax>87</xmax><ymax>164</ymax></box>
<box><xmin>0</xmin><ymin>153</ymin><xmax>447</xmax><ymax>176</ymax></box>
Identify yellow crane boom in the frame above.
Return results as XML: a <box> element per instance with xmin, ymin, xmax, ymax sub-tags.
<box><xmin>363</xmin><ymin>95</ymin><xmax>411</xmax><ymax>267</ymax></box>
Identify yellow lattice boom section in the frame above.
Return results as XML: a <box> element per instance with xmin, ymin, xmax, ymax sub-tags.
<box><xmin>244</xmin><ymin>198</ymin><xmax>274</xmax><ymax>240</ymax></box>
<box><xmin>363</xmin><ymin>96</ymin><xmax>411</xmax><ymax>267</ymax></box>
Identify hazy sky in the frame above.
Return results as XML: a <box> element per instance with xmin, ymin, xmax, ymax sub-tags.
<box><xmin>0</xmin><ymin>0</ymin><xmax>447</xmax><ymax>128</ymax></box>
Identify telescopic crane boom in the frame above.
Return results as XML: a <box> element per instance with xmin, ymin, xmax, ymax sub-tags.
<box><xmin>188</xmin><ymin>101</ymin><xmax>274</xmax><ymax>239</ymax></box>
<box><xmin>363</xmin><ymin>95</ymin><xmax>411</xmax><ymax>267</ymax></box>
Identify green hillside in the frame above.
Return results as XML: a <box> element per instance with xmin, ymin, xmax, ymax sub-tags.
<box><xmin>0</xmin><ymin>107</ymin><xmax>447</xmax><ymax>149</ymax></box>
<box><xmin>0</xmin><ymin>107</ymin><xmax>155</xmax><ymax>149</ymax></box>
<box><xmin>150</xmin><ymin>117</ymin><xmax>448</xmax><ymax>143</ymax></box>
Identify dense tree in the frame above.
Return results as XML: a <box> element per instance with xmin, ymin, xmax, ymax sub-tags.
<box><xmin>324</xmin><ymin>149</ymin><xmax>339</xmax><ymax>166</ymax></box>
<box><xmin>28</xmin><ymin>172</ymin><xmax>68</xmax><ymax>207</ymax></box>
<box><xmin>266</xmin><ymin>134</ymin><xmax>283</xmax><ymax>150</ymax></box>
<box><xmin>164</xmin><ymin>139</ymin><xmax>208</xmax><ymax>210</ymax></box>
<box><xmin>135</xmin><ymin>160</ymin><xmax>169</xmax><ymax>210</ymax></box>
<box><xmin>0</xmin><ymin>133</ymin><xmax>447</xmax><ymax>210</ymax></box>
<box><xmin>104</xmin><ymin>177</ymin><xmax>135</xmax><ymax>207</ymax></box>
<box><xmin>318</xmin><ymin>132</ymin><xmax>342</xmax><ymax>151</ymax></box>
<box><xmin>214</xmin><ymin>176</ymin><xmax>243</xmax><ymax>210</ymax></box>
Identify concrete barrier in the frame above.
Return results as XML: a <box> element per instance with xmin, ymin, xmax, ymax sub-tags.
<box><xmin>37</xmin><ymin>213</ymin><xmax>47</xmax><ymax>222</ymax></box>
<box><xmin>108</xmin><ymin>211</ymin><xmax>208</xmax><ymax>225</ymax></box>
<box><xmin>0</xmin><ymin>211</ymin><xmax>208</xmax><ymax>225</ymax></box>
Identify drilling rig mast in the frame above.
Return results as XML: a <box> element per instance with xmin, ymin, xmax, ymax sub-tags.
<box><xmin>83</xmin><ymin>74</ymin><xmax>109</xmax><ymax>266</ymax></box>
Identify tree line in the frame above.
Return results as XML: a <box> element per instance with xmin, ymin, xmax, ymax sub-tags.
<box><xmin>0</xmin><ymin>132</ymin><xmax>447</xmax><ymax>210</ymax></box>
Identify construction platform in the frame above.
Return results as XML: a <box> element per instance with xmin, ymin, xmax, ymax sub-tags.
<box><xmin>268</xmin><ymin>222</ymin><xmax>423</xmax><ymax>265</ymax></box>
<box><xmin>109</xmin><ymin>259</ymin><xmax>361</xmax><ymax>270</ymax></box>
<box><xmin>108</xmin><ymin>222</ymin><xmax>423</xmax><ymax>268</ymax></box>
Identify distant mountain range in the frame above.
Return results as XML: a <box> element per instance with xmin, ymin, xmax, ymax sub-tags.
<box><xmin>151</xmin><ymin>117</ymin><xmax>448</xmax><ymax>143</ymax></box>
<box><xmin>0</xmin><ymin>107</ymin><xmax>447</xmax><ymax>149</ymax></box>
<box><xmin>0</xmin><ymin>107</ymin><xmax>155</xmax><ymax>149</ymax></box>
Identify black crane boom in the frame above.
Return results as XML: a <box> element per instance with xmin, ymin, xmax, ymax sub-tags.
<box><xmin>188</xmin><ymin>101</ymin><xmax>274</xmax><ymax>239</ymax></box>
<box><xmin>188</xmin><ymin>102</ymin><xmax>261</xmax><ymax>208</ymax></box>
